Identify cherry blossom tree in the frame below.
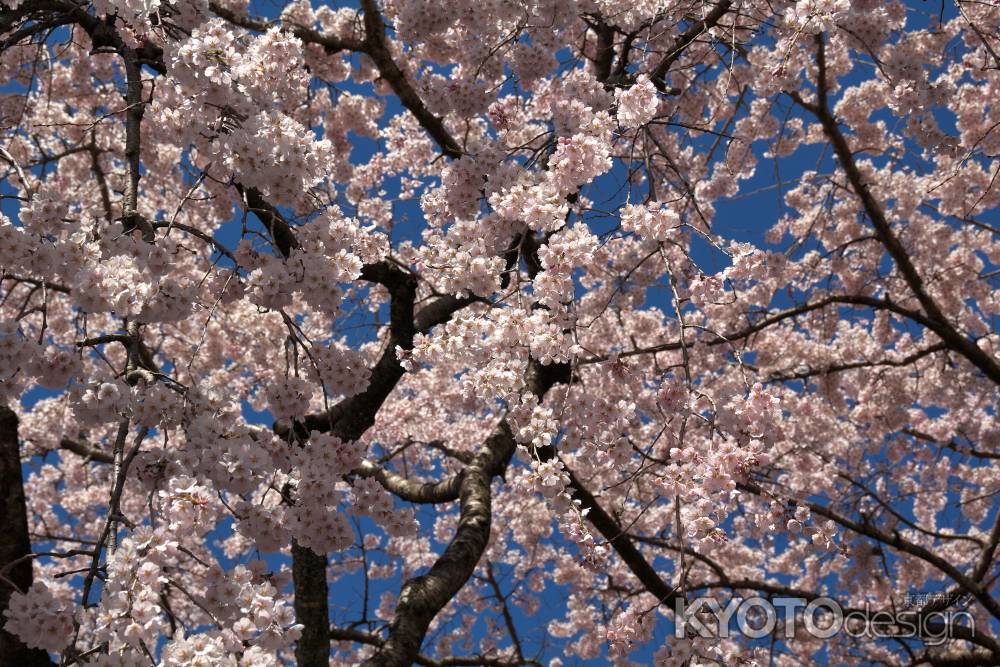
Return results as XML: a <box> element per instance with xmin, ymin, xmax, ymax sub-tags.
<box><xmin>1</xmin><ymin>0</ymin><xmax>999</xmax><ymax>665</ymax></box>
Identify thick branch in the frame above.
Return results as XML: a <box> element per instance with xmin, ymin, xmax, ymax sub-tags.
<box><xmin>358</xmin><ymin>0</ymin><xmax>462</xmax><ymax>158</ymax></box>
<box><xmin>356</xmin><ymin>459</ymin><xmax>463</xmax><ymax>504</ymax></box>
<box><xmin>363</xmin><ymin>355</ymin><xmax>567</xmax><ymax>665</ymax></box>
<box><xmin>236</xmin><ymin>184</ymin><xmax>300</xmax><ymax>258</ymax></box>
<box><xmin>317</xmin><ymin>263</ymin><xmax>417</xmax><ymax>442</ymax></box>
<box><xmin>208</xmin><ymin>2</ymin><xmax>364</xmax><ymax>52</ymax></box>
<box><xmin>59</xmin><ymin>437</ymin><xmax>113</xmax><ymax>464</ymax></box>
<box><xmin>649</xmin><ymin>1</ymin><xmax>734</xmax><ymax>92</ymax></box>
<box><xmin>298</xmin><ymin>298</ymin><xmax>469</xmax><ymax>438</ymax></box>
<box><xmin>212</xmin><ymin>0</ymin><xmax>461</xmax><ymax>158</ymax></box>
<box><xmin>237</xmin><ymin>200</ymin><xmax>470</xmax><ymax>667</ymax></box>
<box><xmin>361</xmin><ymin>462</ymin><xmax>491</xmax><ymax>666</ymax></box>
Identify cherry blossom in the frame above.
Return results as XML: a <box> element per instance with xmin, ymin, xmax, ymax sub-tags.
<box><xmin>1</xmin><ymin>1</ymin><xmax>999</xmax><ymax>666</ymax></box>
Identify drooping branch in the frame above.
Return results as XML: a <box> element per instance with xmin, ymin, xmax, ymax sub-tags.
<box><xmin>580</xmin><ymin>293</ymin><xmax>948</xmax><ymax>365</ymax></box>
<box><xmin>331</xmin><ymin>626</ymin><xmax>541</xmax><ymax>666</ymax></box>
<box><xmin>742</xmin><ymin>480</ymin><xmax>1000</xmax><ymax>623</ymax></box>
<box><xmin>791</xmin><ymin>34</ymin><xmax>1000</xmax><ymax>387</ymax></box>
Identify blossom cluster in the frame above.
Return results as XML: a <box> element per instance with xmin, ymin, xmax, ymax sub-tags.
<box><xmin>615</xmin><ymin>75</ymin><xmax>659</xmax><ymax>129</ymax></box>
<box><xmin>2</xmin><ymin>0</ymin><xmax>998</xmax><ymax>665</ymax></box>
<box><xmin>3</xmin><ymin>582</ymin><xmax>74</xmax><ymax>653</ymax></box>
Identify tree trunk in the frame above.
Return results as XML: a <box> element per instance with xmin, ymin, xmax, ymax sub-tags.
<box><xmin>0</xmin><ymin>406</ymin><xmax>54</xmax><ymax>667</ymax></box>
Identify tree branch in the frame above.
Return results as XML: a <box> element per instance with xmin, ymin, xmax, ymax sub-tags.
<box><xmin>58</xmin><ymin>437</ymin><xmax>113</xmax><ymax>464</ymax></box>
<box><xmin>649</xmin><ymin>1</ymin><xmax>735</xmax><ymax>93</ymax></box>
<box><xmin>358</xmin><ymin>0</ymin><xmax>462</xmax><ymax>158</ymax></box>
<box><xmin>791</xmin><ymin>34</ymin><xmax>1000</xmax><ymax>386</ymax></box>
<box><xmin>332</xmin><ymin>626</ymin><xmax>540</xmax><ymax>666</ymax></box>
<box><xmin>743</xmin><ymin>480</ymin><xmax>1000</xmax><ymax>622</ymax></box>
<box><xmin>208</xmin><ymin>2</ymin><xmax>365</xmax><ymax>53</ymax></box>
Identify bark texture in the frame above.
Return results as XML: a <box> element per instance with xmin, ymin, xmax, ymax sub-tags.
<box><xmin>0</xmin><ymin>407</ymin><xmax>54</xmax><ymax>667</ymax></box>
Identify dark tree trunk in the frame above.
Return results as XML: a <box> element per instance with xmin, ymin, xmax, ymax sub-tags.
<box><xmin>292</xmin><ymin>541</ymin><xmax>329</xmax><ymax>667</ymax></box>
<box><xmin>0</xmin><ymin>406</ymin><xmax>54</xmax><ymax>667</ymax></box>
